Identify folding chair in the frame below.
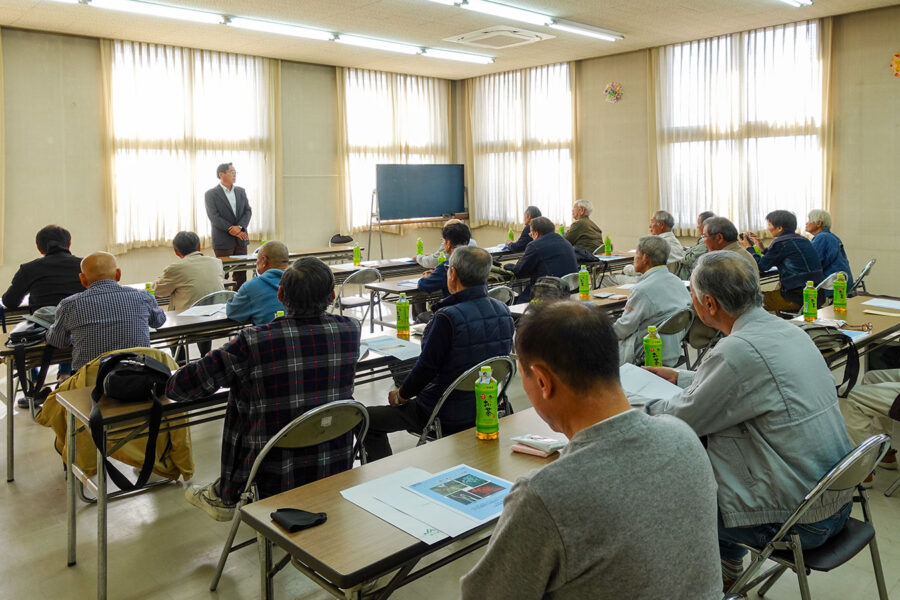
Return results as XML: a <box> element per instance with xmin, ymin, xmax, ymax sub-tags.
<box><xmin>849</xmin><ymin>259</ymin><xmax>875</xmax><ymax>296</ymax></box>
<box><xmin>655</xmin><ymin>308</ymin><xmax>693</xmax><ymax>368</ymax></box>
<box><xmin>559</xmin><ymin>272</ymin><xmax>580</xmax><ymax>294</ymax></box>
<box><xmin>488</xmin><ymin>285</ymin><xmax>516</xmax><ymax>306</ymax></box>
<box><xmin>332</xmin><ymin>267</ymin><xmax>383</xmax><ymax>333</ymax></box>
<box><xmin>413</xmin><ymin>356</ymin><xmax>516</xmax><ymax>446</ymax></box>
<box><xmin>728</xmin><ymin>434</ymin><xmax>891</xmax><ymax>600</ymax></box>
<box><xmin>173</xmin><ymin>290</ymin><xmax>237</xmax><ymax>362</ymax></box>
<box><xmin>209</xmin><ymin>399</ymin><xmax>369</xmax><ymax>591</ymax></box>
<box><xmin>886</xmin><ymin>393</ymin><xmax>900</xmax><ymax>497</ymax></box>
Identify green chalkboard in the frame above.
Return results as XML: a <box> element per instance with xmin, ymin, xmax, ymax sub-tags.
<box><xmin>376</xmin><ymin>164</ymin><xmax>465</xmax><ymax>220</ymax></box>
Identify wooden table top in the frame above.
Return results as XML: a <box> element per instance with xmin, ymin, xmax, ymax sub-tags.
<box><xmin>509</xmin><ymin>285</ymin><xmax>634</xmax><ymax>315</ymax></box>
<box><xmin>241</xmin><ymin>408</ymin><xmax>557</xmax><ymax>589</ymax></box>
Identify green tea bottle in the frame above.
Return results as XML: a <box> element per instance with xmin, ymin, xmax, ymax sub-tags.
<box><xmin>416</xmin><ymin>237</ymin><xmax>424</xmax><ymax>256</ymax></box>
<box><xmin>604</xmin><ymin>235</ymin><xmax>612</xmax><ymax>256</ymax></box>
<box><xmin>578</xmin><ymin>265</ymin><xmax>590</xmax><ymax>300</ymax></box>
<box><xmin>832</xmin><ymin>273</ymin><xmax>847</xmax><ymax>314</ymax></box>
<box><xmin>437</xmin><ymin>251</ymin><xmax>446</xmax><ymax>265</ymax></box>
<box><xmin>474</xmin><ymin>366</ymin><xmax>499</xmax><ymax>440</ymax></box>
<box><xmin>352</xmin><ymin>243</ymin><xmax>361</xmax><ymax>266</ymax></box>
<box><xmin>396</xmin><ymin>293</ymin><xmax>410</xmax><ymax>340</ymax></box>
<box><xmin>643</xmin><ymin>326</ymin><xmax>662</xmax><ymax>367</ymax></box>
<box><xmin>803</xmin><ymin>281</ymin><xmax>817</xmax><ymax>322</ymax></box>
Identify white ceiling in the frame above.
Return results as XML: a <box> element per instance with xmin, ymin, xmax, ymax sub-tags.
<box><xmin>0</xmin><ymin>0</ymin><xmax>895</xmax><ymax>79</ymax></box>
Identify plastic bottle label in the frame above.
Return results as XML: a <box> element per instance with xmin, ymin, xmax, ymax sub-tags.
<box><xmin>604</xmin><ymin>237</ymin><xmax>612</xmax><ymax>255</ymax></box>
<box><xmin>475</xmin><ymin>377</ymin><xmax>499</xmax><ymax>437</ymax></box>
<box><xmin>833</xmin><ymin>279</ymin><xmax>847</xmax><ymax>311</ymax></box>
<box><xmin>353</xmin><ymin>244</ymin><xmax>361</xmax><ymax>266</ymax></box>
<box><xmin>578</xmin><ymin>268</ymin><xmax>590</xmax><ymax>299</ymax></box>
<box><xmin>396</xmin><ymin>300</ymin><xmax>409</xmax><ymax>337</ymax></box>
<box><xmin>643</xmin><ymin>336</ymin><xmax>662</xmax><ymax>367</ymax></box>
<box><xmin>416</xmin><ymin>238</ymin><xmax>424</xmax><ymax>255</ymax></box>
<box><xmin>508</xmin><ymin>228</ymin><xmax>515</xmax><ymax>242</ymax></box>
<box><xmin>803</xmin><ymin>287</ymin><xmax>817</xmax><ymax>321</ymax></box>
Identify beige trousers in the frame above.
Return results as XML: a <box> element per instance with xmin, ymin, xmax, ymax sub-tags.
<box><xmin>839</xmin><ymin>368</ymin><xmax>900</xmax><ymax>446</ymax></box>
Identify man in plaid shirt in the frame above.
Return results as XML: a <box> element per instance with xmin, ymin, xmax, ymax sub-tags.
<box><xmin>47</xmin><ymin>252</ymin><xmax>166</xmax><ymax>372</ymax></box>
<box><xmin>168</xmin><ymin>257</ymin><xmax>361</xmax><ymax>521</ymax></box>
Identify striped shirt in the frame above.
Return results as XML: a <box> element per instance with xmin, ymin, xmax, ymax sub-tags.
<box><xmin>46</xmin><ymin>279</ymin><xmax>167</xmax><ymax>371</ymax></box>
<box><xmin>166</xmin><ymin>313</ymin><xmax>362</xmax><ymax>504</ymax></box>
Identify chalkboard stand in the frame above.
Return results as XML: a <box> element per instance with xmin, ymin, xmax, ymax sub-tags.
<box><xmin>366</xmin><ymin>189</ymin><xmax>469</xmax><ymax>260</ymax></box>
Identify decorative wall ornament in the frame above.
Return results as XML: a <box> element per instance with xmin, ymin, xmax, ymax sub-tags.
<box><xmin>891</xmin><ymin>52</ymin><xmax>900</xmax><ymax>77</ymax></box>
<box><xmin>604</xmin><ymin>81</ymin><xmax>624</xmax><ymax>103</ymax></box>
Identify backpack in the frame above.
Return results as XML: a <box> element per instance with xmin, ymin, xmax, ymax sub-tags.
<box><xmin>531</xmin><ymin>276</ymin><xmax>570</xmax><ymax>302</ymax></box>
<box><xmin>795</xmin><ymin>322</ymin><xmax>859</xmax><ymax>398</ymax></box>
<box><xmin>89</xmin><ymin>352</ymin><xmax>172</xmax><ymax>491</ymax></box>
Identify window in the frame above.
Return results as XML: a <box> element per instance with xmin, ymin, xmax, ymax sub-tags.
<box><xmin>340</xmin><ymin>69</ymin><xmax>451</xmax><ymax>232</ymax></box>
<box><xmin>653</xmin><ymin>20</ymin><xmax>826</xmax><ymax>233</ymax></box>
<box><xmin>103</xmin><ymin>41</ymin><xmax>276</xmax><ymax>251</ymax></box>
<box><xmin>468</xmin><ymin>63</ymin><xmax>575</xmax><ymax>227</ymax></box>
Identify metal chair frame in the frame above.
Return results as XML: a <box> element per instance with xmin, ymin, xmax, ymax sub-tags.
<box><xmin>487</xmin><ymin>285</ymin><xmax>516</xmax><ymax>306</ymax></box>
<box><xmin>559</xmin><ymin>272</ymin><xmax>580</xmax><ymax>294</ymax></box>
<box><xmin>333</xmin><ymin>267</ymin><xmax>383</xmax><ymax>333</ymax></box>
<box><xmin>210</xmin><ymin>399</ymin><xmax>369</xmax><ymax>591</ymax></box>
<box><xmin>173</xmin><ymin>290</ymin><xmax>238</xmax><ymax>362</ymax></box>
<box><xmin>849</xmin><ymin>259</ymin><xmax>876</xmax><ymax>296</ymax></box>
<box><xmin>414</xmin><ymin>356</ymin><xmax>516</xmax><ymax>446</ymax></box>
<box><xmin>728</xmin><ymin>434</ymin><xmax>891</xmax><ymax>600</ymax></box>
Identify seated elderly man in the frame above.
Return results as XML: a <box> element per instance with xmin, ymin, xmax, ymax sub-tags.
<box><xmin>606</xmin><ymin>210</ymin><xmax>686</xmax><ymax>285</ymax></box>
<box><xmin>225</xmin><ymin>240</ymin><xmax>288</xmax><ymax>325</ymax></box>
<box><xmin>364</xmin><ymin>246</ymin><xmax>514</xmax><ymax>461</ymax></box>
<box><xmin>461</xmin><ymin>301</ymin><xmax>722</xmax><ymax>599</ymax></box>
<box><xmin>506</xmin><ymin>216</ymin><xmax>578</xmax><ymax>303</ymax></box>
<box><xmin>503</xmin><ymin>206</ymin><xmax>541</xmax><ymax>253</ymax></box>
<box><xmin>47</xmin><ymin>252</ymin><xmax>166</xmax><ymax>373</ymax></box>
<box><xmin>703</xmin><ymin>216</ymin><xmax>758</xmax><ymax>270</ymax></box>
<box><xmin>613</xmin><ymin>236</ymin><xmax>691</xmax><ymax>366</ymax></box>
<box><xmin>416</xmin><ymin>219</ymin><xmax>478</xmax><ymax>269</ymax></box>
<box><xmin>739</xmin><ymin>209</ymin><xmax>823</xmax><ymax>313</ymax></box>
<box><xmin>564</xmin><ymin>199</ymin><xmax>604</xmax><ymax>253</ymax></box>
<box><xmin>169</xmin><ymin>257</ymin><xmax>362</xmax><ymax>520</ymax></box>
<box><xmin>806</xmin><ymin>209</ymin><xmax>854</xmax><ymax>294</ymax></box>
<box><xmin>416</xmin><ymin>222</ymin><xmax>472</xmax><ymax>298</ymax></box>
<box><xmin>840</xmin><ymin>369</ymin><xmax>899</xmax><ymax>484</ymax></box>
<box><xmin>640</xmin><ymin>251</ymin><xmax>853</xmax><ymax>590</ymax></box>
<box><xmin>676</xmin><ymin>211</ymin><xmax>715</xmax><ymax>279</ymax></box>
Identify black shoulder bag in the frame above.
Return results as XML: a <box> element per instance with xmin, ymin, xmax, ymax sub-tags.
<box><xmin>89</xmin><ymin>352</ymin><xmax>171</xmax><ymax>491</ymax></box>
<box><xmin>6</xmin><ymin>307</ymin><xmax>59</xmax><ymax>407</ymax></box>
<box><xmin>797</xmin><ymin>322</ymin><xmax>860</xmax><ymax>398</ymax></box>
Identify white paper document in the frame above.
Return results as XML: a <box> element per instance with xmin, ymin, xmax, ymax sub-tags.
<box><xmin>366</xmin><ymin>336</ymin><xmax>421</xmax><ymax>360</ymax></box>
<box><xmin>619</xmin><ymin>363</ymin><xmax>683</xmax><ymax>404</ymax></box>
<box><xmin>178</xmin><ymin>303</ymin><xmax>226</xmax><ymax>317</ymax></box>
<box><xmin>340</xmin><ymin>468</ymin><xmax>449</xmax><ymax>544</ymax></box>
<box><xmin>396</xmin><ymin>279</ymin><xmax>420</xmax><ymax>288</ymax></box>
<box><xmin>617</xmin><ymin>283</ymin><xmax>637</xmax><ymax>290</ymax></box>
<box><xmin>595</xmin><ymin>255</ymin><xmax>629</xmax><ymax>261</ymax></box>
<box><xmin>862</xmin><ymin>298</ymin><xmax>900</xmax><ymax>311</ymax></box>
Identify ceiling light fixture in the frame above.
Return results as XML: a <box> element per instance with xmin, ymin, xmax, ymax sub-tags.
<box><xmin>336</xmin><ymin>34</ymin><xmax>421</xmax><ymax>55</ymax></box>
<box><xmin>88</xmin><ymin>0</ymin><xmax>223</xmax><ymax>24</ymax></box>
<box><xmin>227</xmin><ymin>17</ymin><xmax>333</xmax><ymax>41</ymax></box>
<box><xmin>548</xmin><ymin>19</ymin><xmax>623</xmax><ymax>42</ymax></box>
<box><xmin>461</xmin><ymin>0</ymin><xmax>551</xmax><ymax>27</ymax></box>
<box><xmin>778</xmin><ymin>0</ymin><xmax>812</xmax><ymax>5</ymax></box>
<box><xmin>421</xmin><ymin>48</ymin><xmax>494</xmax><ymax>64</ymax></box>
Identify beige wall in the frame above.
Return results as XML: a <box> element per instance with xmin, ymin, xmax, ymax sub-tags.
<box><xmin>830</xmin><ymin>5</ymin><xmax>900</xmax><ymax>296</ymax></box>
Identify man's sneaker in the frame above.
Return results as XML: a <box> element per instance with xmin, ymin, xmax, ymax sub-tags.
<box><xmin>879</xmin><ymin>450</ymin><xmax>897</xmax><ymax>470</ymax></box>
<box><xmin>16</xmin><ymin>396</ymin><xmax>44</xmax><ymax>410</ymax></box>
<box><xmin>185</xmin><ymin>482</ymin><xmax>235</xmax><ymax>522</ymax></box>
<box><xmin>861</xmin><ymin>473</ymin><xmax>875</xmax><ymax>489</ymax></box>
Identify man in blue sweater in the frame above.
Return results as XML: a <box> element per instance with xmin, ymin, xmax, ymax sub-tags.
<box><xmin>225</xmin><ymin>240</ymin><xmax>287</xmax><ymax>325</ymax></box>
<box><xmin>365</xmin><ymin>246</ymin><xmax>514</xmax><ymax>460</ymax></box>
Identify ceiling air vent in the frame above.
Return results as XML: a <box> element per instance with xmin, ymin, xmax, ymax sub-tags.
<box><xmin>444</xmin><ymin>26</ymin><xmax>554</xmax><ymax>49</ymax></box>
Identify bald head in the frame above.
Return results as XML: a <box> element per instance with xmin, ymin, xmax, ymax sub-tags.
<box><xmin>257</xmin><ymin>240</ymin><xmax>289</xmax><ymax>274</ymax></box>
<box><xmin>80</xmin><ymin>252</ymin><xmax>120</xmax><ymax>286</ymax></box>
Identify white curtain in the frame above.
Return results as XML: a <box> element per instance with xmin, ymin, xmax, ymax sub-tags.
<box><xmin>466</xmin><ymin>63</ymin><xmax>575</xmax><ymax>228</ymax></box>
<box><xmin>101</xmin><ymin>40</ymin><xmax>277</xmax><ymax>252</ymax></box>
<box><xmin>0</xmin><ymin>28</ymin><xmax>5</xmax><ymax>265</ymax></box>
<box><xmin>653</xmin><ymin>20</ymin><xmax>829</xmax><ymax>235</ymax></box>
<box><xmin>338</xmin><ymin>68</ymin><xmax>451</xmax><ymax>233</ymax></box>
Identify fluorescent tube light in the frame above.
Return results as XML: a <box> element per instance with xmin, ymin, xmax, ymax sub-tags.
<box><xmin>461</xmin><ymin>0</ymin><xmax>551</xmax><ymax>27</ymax></box>
<box><xmin>89</xmin><ymin>0</ymin><xmax>223</xmax><ymax>24</ymax></box>
<box><xmin>421</xmin><ymin>48</ymin><xmax>494</xmax><ymax>64</ymax></box>
<box><xmin>778</xmin><ymin>0</ymin><xmax>813</xmax><ymax>5</ymax></box>
<box><xmin>227</xmin><ymin>17</ymin><xmax>333</xmax><ymax>40</ymax></box>
<box><xmin>336</xmin><ymin>35</ymin><xmax>421</xmax><ymax>55</ymax></box>
<box><xmin>424</xmin><ymin>0</ymin><xmax>460</xmax><ymax>5</ymax></box>
<box><xmin>45</xmin><ymin>0</ymin><xmax>82</xmax><ymax>4</ymax></box>
<box><xmin>549</xmin><ymin>19</ymin><xmax>623</xmax><ymax>42</ymax></box>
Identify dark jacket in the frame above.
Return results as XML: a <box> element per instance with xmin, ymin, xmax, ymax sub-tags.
<box><xmin>416</xmin><ymin>261</ymin><xmax>450</xmax><ymax>297</ymax></box>
<box><xmin>505</xmin><ymin>224</ymin><xmax>532</xmax><ymax>253</ymax></box>
<box><xmin>399</xmin><ymin>285</ymin><xmax>514</xmax><ymax>429</ymax></box>
<box><xmin>2</xmin><ymin>248</ymin><xmax>84</xmax><ymax>310</ymax></box>
<box><xmin>811</xmin><ymin>228</ymin><xmax>853</xmax><ymax>293</ymax></box>
<box><xmin>507</xmin><ymin>232</ymin><xmax>579</xmax><ymax>302</ymax></box>
<box><xmin>752</xmin><ymin>232</ymin><xmax>823</xmax><ymax>293</ymax></box>
<box><xmin>204</xmin><ymin>184</ymin><xmax>252</xmax><ymax>250</ymax></box>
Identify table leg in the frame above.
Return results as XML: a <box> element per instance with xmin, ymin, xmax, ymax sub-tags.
<box><xmin>369</xmin><ymin>291</ymin><xmax>375</xmax><ymax>334</ymax></box>
<box><xmin>6</xmin><ymin>357</ymin><xmax>14</xmax><ymax>482</ymax></box>
<box><xmin>67</xmin><ymin>411</ymin><xmax>77</xmax><ymax>566</ymax></box>
<box><xmin>97</xmin><ymin>446</ymin><xmax>107</xmax><ymax>600</ymax></box>
<box><xmin>258</xmin><ymin>533</ymin><xmax>274</xmax><ymax>600</ymax></box>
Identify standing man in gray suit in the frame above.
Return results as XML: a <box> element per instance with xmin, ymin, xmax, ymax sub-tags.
<box><xmin>205</xmin><ymin>162</ymin><xmax>252</xmax><ymax>289</ymax></box>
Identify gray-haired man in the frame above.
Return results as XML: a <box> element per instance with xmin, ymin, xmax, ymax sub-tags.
<box><xmin>639</xmin><ymin>251</ymin><xmax>853</xmax><ymax>590</ymax></box>
<box><xmin>612</xmin><ymin>236</ymin><xmax>691</xmax><ymax>366</ymax></box>
<box><xmin>564</xmin><ymin>199</ymin><xmax>604</xmax><ymax>252</ymax></box>
<box><xmin>605</xmin><ymin>210</ymin><xmax>686</xmax><ymax>285</ymax></box>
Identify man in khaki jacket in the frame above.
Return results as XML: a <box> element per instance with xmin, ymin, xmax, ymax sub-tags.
<box><xmin>154</xmin><ymin>231</ymin><xmax>225</xmax><ymax>312</ymax></box>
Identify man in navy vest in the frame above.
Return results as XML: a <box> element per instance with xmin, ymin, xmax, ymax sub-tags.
<box><xmin>506</xmin><ymin>216</ymin><xmax>578</xmax><ymax>303</ymax></box>
<box><xmin>364</xmin><ymin>246</ymin><xmax>515</xmax><ymax>461</ymax></box>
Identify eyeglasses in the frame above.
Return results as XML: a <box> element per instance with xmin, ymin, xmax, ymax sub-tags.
<box><xmin>226</xmin><ymin>170</ymin><xmax>237</xmax><ymax>175</ymax></box>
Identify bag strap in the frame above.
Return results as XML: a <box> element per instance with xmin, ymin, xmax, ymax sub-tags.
<box><xmin>835</xmin><ymin>335</ymin><xmax>859</xmax><ymax>399</ymax></box>
<box><xmin>0</xmin><ymin>305</ymin><xmax>6</xmax><ymax>334</ymax></box>
<box><xmin>88</xmin><ymin>388</ymin><xmax>162</xmax><ymax>491</ymax></box>
<box><xmin>14</xmin><ymin>344</ymin><xmax>56</xmax><ymax>404</ymax></box>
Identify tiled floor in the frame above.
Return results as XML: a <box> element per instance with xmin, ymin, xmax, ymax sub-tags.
<box><xmin>2</xmin><ymin>338</ymin><xmax>898</xmax><ymax>600</ymax></box>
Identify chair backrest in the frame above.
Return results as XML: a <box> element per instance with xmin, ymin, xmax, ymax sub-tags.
<box><xmin>592</xmin><ymin>245</ymin><xmax>604</xmax><ymax>256</ymax></box>
<box><xmin>816</xmin><ymin>271</ymin><xmax>844</xmax><ymax>292</ymax></box>
<box><xmin>850</xmin><ymin>258</ymin><xmax>875</xmax><ymax>293</ymax></box>
<box><xmin>488</xmin><ymin>285</ymin><xmax>515</xmax><ymax>306</ymax></box>
<box><xmin>340</xmin><ymin>267</ymin><xmax>382</xmax><ymax>287</ymax></box>
<box><xmin>768</xmin><ymin>434</ymin><xmax>890</xmax><ymax>542</ymax></box>
<box><xmin>243</xmin><ymin>400</ymin><xmax>369</xmax><ymax>492</ymax></box>
<box><xmin>191</xmin><ymin>290</ymin><xmax>237</xmax><ymax>307</ymax></box>
<box><xmin>657</xmin><ymin>308</ymin><xmax>693</xmax><ymax>336</ymax></box>
<box><xmin>559</xmin><ymin>272</ymin><xmax>580</xmax><ymax>294</ymax></box>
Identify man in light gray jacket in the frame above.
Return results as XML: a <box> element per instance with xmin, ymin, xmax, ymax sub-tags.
<box><xmin>461</xmin><ymin>301</ymin><xmax>722</xmax><ymax>600</ymax></box>
<box><xmin>642</xmin><ymin>251</ymin><xmax>853</xmax><ymax>590</ymax></box>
